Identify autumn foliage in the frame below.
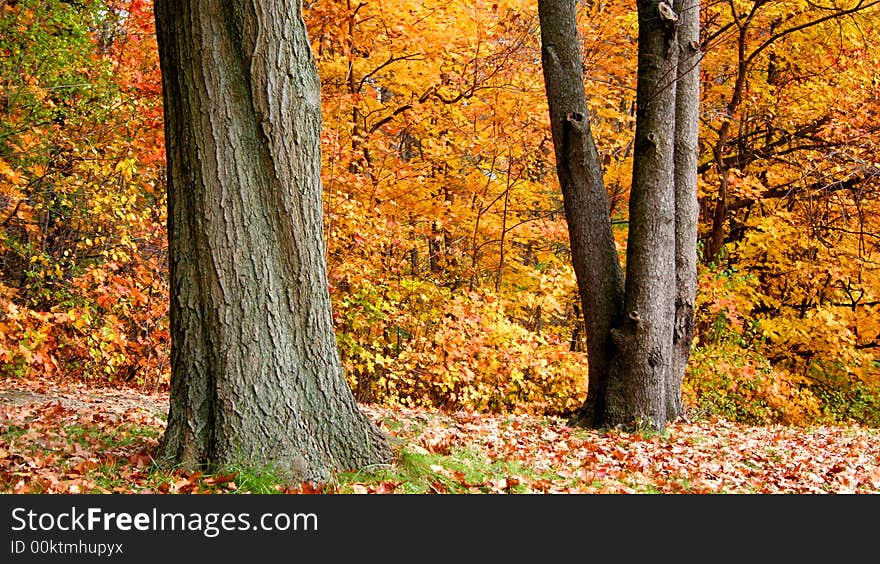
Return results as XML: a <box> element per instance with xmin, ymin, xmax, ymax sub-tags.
<box><xmin>1</xmin><ymin>0</ymin><xmax>878</xmax><ymax>426</ymax></box>
<box><xmin>0</xmin><ymin>0</ymin><xmax>167</xmax><ymax>387</ymax></box>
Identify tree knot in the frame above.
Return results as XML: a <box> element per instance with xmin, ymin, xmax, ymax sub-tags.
<box><xmin>647</xmin><ymin>347</ymin><xmax>662</xmax><ymax>368</ymax></box>
<box><xmin>566</xmin><ymin>112</ymin><xmax>588</xmax><ymax>133</ymax></box>
<box><xmin>658</xmin><ymin>1</ymin><xmax>678</xmax><ymax>24</ymax></box>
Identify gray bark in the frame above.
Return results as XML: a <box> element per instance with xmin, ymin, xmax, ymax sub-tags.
<box><xmin>671</xmin><ymin>0</ymin><xmax>701</xmax><ymax>421</ymax></box>
<box><xmin>154</xmin><ymin>0</ymin><xmax>392</xmax><ymax>482</ymax></box>
<box><xmin>537</xmin><ymin>0</ymin><xmax>625</xmax><ymax>428</ymax></box>
<box><xmin>606</xmin><ymin>0</ymin><xmax>679</xmax><ymax>430</ymax></box>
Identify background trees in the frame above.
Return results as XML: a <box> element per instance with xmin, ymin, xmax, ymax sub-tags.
<box><xmin>689</xmin><ymin>0</ymin><xmax>880</xmax><ymax>423</ymax></box>
<box><xmin>1</xmin><ymin>0</ymin><xmax>878</xmax><ymax>428</ymax></box>
<box><xmin>1</xmin><ymin>0</ymin><xmax>168</xmax><ymax>385</ymax></box>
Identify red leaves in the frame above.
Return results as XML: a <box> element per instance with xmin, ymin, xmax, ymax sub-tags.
<box><xmin>127</xmin><ymin>450</ymin><xmax>153</xmax><ymax>469</ymax></box>
<box><xmin>0</xmin><ymin>377</ymin><xmax>165</xmax><ymax>494</ymax></box>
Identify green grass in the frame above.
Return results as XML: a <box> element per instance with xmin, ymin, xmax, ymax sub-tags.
<box><xmin>1</xmin><ymin>424</ymin><xmax>28</xmax><ymax>441</ymax></box>
<box><xmin>333</xmin><ymin>443</ymin><xmax>566</xmax><ymax>494</ymax></box>
<box><xmin>64</xmin><ymin>423</ymin><xmax>161</xmax><ymax>450</ymax></box>
<box><xmin>213</xmin><ymin>462</ymin><xmax>289</xmax><ymax>494</ymax></box>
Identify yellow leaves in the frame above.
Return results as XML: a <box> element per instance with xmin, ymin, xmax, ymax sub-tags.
<box><xmin>0</xmin><ymin>158</ymin><xmax>26</xmax><ymax>186</ymax></box>
<box><xmin>509</xmin><ymin>367</ymin><xmax>524</xmax><ymax>385</ymax></box>
<box><xmin>758</xmin><ymin>319</ymin><xmax>780</xmax><ymax>342</ymax></box>
<box><xmin>685</xmin><ymin>342</ymin><xmax>821</xmax><ymax>426</ymax></box>
<box><xmin>340</xmin><ymin>290</ymin><xmax>588</xmax><ymax>415</ymax></box>
<box><xmin>114</xmin><ymin>158</ymin><xmax>138</xmax><ymax>181</ymax></box>
<box><xmin>352</xmin><ymin>352</ymin><xmax>391</xmax><ymax>377</ymax></box>
<box><xmin>63</xmin><ymin>308</ymin><xmax>91</xmax><ymax>332</ymax></box>
<box><xmin>315</xmin><ymin>0</ymin><xmax>586</xmax><ymax>414</ymax></box>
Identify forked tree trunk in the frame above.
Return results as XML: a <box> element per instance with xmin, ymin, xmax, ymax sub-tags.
<box><xmin>154</xmin><ymin>0</ymin><xmax>392</xmax><ymax>482</ymax></box>
<box><xmin>538</xmin><ymin>0</ymin><xmax>700</xmax><ymax>430</ymax></box>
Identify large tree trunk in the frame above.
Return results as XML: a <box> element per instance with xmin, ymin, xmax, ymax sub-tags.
<box><xmin>154</xmin><ymin>0</ymin><xmax>392</xmax><ymax>483</ymax></box>
<box><xmin>537</xmin><ymin>0</ymin><xmax>625</xmax><ymax>428</ymax></box>
<box><xmin>538</xmin><ymin>0</ymin><xmax>698</xmax><ymax>431</ymax></box>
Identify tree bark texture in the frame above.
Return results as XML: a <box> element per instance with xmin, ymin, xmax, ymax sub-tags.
<box><xmin>538</xmin><ymin>0</ymin><xmax>699</xmax><ymax>430</ymax></box>
<box><xmin>670</xmin><ymin>0</ymin><xmax>701</xmax><ymax>421</ymax></box>
<box><xmin>154</xmin><ymin>0</ymin><xmax>392</xmax><ymax>482</ymax></box>
<box><xmin>606</xmin><ymin>0</ymin><xmax>679</xmax><ymax>429</ymax></box>
<box><xmin>537</xmin><ymin>0</ymin><xmax>625</xmax><ymax>428</ymax></box>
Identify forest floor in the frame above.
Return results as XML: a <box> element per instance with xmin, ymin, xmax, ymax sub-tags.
<box><xmin>1</xmin><ymin>376</ymin><xmax>879</xmax><ymax>494</ymax></box>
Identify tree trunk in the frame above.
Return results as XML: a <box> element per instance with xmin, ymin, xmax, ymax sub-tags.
<box><xmin>538</xmin><ymin>0</ymin><xmax>698</xmax><ymax>431</ymax></box>
<box><xmin>154</xmin><ymin>0</ymin><xmax>392</xmax><ymax>483</ymax></box>
<box><xmin>605</xmin><ymin>0</ymin><xmax>679</xmax><ymax>430</ymax></box>
<box><xmin>537</xmin><ymin>0</ymin><xmax>625</xmax><ymax>428</ymax></box>
<box><xmin>670</xmin><ymin>0</ymin><xmax>701</xmax><ymax>421</ymax></box>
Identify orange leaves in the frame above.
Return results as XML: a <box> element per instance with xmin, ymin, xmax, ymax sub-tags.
<box><xmin>0</xmin><ymin>158</ymin><xmax>26</xmax><ymax>187</ymax></box>
<box><xmin>363</xmin><ymin>403</ymin><xmax>880</xmax><ymax>494</ymax></box>
<box><xmin>314</xmin><ymin>1</ymin><xmax>582</xmax><ymax>421</ymax></box>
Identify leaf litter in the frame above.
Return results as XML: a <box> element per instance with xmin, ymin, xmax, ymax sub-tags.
<box><xmin>1</xmin><ymin>377</ymin><xmax>878</xmax><ymax>494</ymax></box>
